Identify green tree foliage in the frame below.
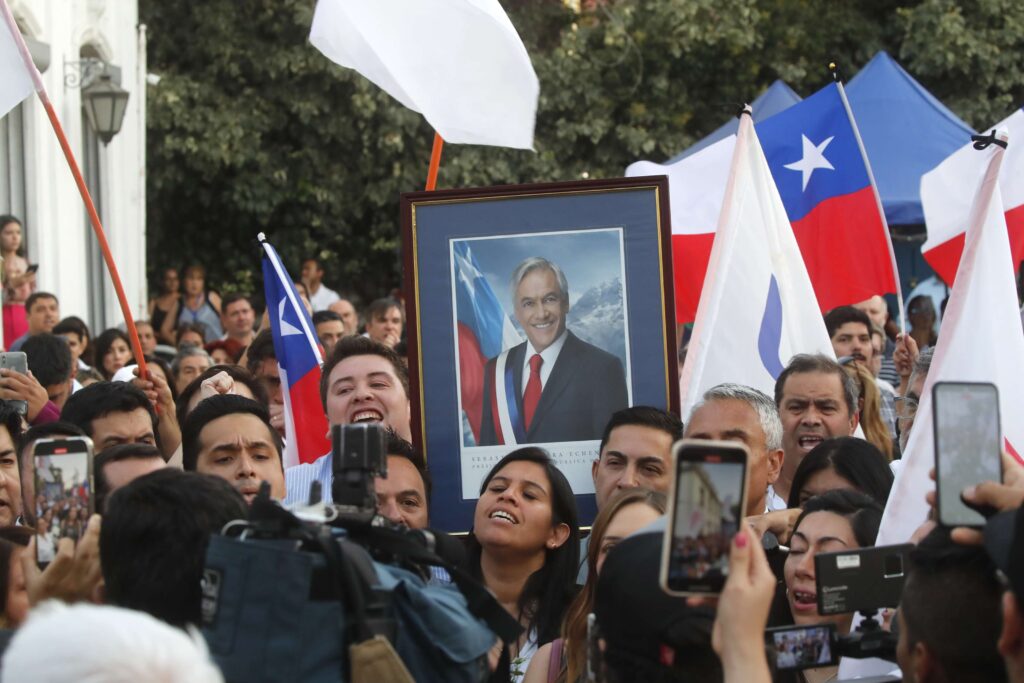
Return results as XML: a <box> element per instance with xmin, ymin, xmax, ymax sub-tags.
<box><xmin>143</xmin><ymin>0</ymin><xmax>1023</xmax><ymax>302</ymax></box>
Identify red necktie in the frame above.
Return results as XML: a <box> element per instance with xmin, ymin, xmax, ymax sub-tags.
<box><xmin>523</xmin><ymin>354</ymin><xmax>543</xmax><ymax>431</ymax></box>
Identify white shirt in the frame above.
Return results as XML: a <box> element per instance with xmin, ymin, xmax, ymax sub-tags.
<box><xmin>765</xmin><ymin>484</ymin><xmax>788</xmax><ymax>512</ymax></box>
<box><xmin>309</xmin><ymin>283</ymin><xmax>340</xmax><ymax>312</ymax></box>
<box><xmin>520</xmin><ymin>330</ymin><xmax>568</xmax><ymax>396</ymax></box>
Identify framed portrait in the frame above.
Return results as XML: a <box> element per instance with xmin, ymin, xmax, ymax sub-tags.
<box><xmin>401</xmin><ymin>176</ymin><xmax>677</xmax><ymax>531</ymax></box>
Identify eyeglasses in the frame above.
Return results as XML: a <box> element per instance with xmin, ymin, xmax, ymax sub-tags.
<box><xmin>894</xmin><ymin>396</ymin><xmax>919</xmax><ymax>420</ymax></box>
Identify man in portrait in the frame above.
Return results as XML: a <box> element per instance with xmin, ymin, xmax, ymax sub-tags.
<box><xmin>479</xmin><ymin>257</ymin><xmax>628</xmax><ymax>445</ymax></box>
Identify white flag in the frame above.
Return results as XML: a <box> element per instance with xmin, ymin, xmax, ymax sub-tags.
<box><xmin>841</xmin><ymin>128</ymin><xmax>1024</xmax><ymax>678</ymax></box>
<box><xmin>881</xmin><ymin>130</ymin><xmax>1024</xmax><ymax>545</ymax></box>
<box><xmin>680</xmin><ymin>113</ymin><xmax>834</xmax><ymax>415</ymax></box>
<box><xmin>309</xmin><ymin>0</ymin><xmax>538</xmax><ymax>150</ymax></box>
<box><xmin>0</xmin><ymin>0</ymin><xmax>34</xmax><ymax>119</ymax></box>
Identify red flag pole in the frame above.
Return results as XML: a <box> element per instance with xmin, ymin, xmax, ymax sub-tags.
<box><xmin>1</xmin><ymin>0</ymin><xmax>147</xmax><ymax>377</ymax></box>
<box><xmin>425</xmin><ymin>132</ymin><xmax>444</xmax><ymax>191</ymax></box>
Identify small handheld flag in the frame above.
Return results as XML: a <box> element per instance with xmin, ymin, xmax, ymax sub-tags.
<box><xmin>260</xmin><ymin>235</ymin><xmax>332</xmax><ymax>468</ymax></box>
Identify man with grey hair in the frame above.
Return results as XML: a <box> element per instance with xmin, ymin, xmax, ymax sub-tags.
<box><xmin>685</xmin><ymin>383</ymin><xmax>785</xmax><ymax>515</ymax></box>
<box><xmin>171</xmin><ymin>346</ymin><xmax>214</xmax><ymax>395</ymax></box>
<box><xmin>479</xmin><ymin>256</ymin><xmax>628</xmax><ymax>445</ymax></box>
<box><xmin>897</xmin><ymin>347</ymin><xmax>934</xmax><ymax>453</ymax></box>
<box><xmin>773</xmin><ymin>353</ymin><xmax>860</xmax><ymax>502</ymax></box>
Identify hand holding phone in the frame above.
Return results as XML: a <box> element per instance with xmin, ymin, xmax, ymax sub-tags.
<box><xmin>933</xmin><ymin>382</ymin><xmax>1002</xmax><ymax>527</ymax></box>
<box><xmin>661</xmin><ymin>439</ymin><xmax>749</xmax><ymax>596</ymax></box>
<box><xmin>32</xmin><ymin>437</ymin><xmax>94</xmax><ymax>568</ymax></box>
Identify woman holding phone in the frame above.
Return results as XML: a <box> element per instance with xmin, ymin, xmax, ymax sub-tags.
<box><xmin>467</xmin><ymin>448</ymin><xmax>579</xmax><ymax>683</ymax></box>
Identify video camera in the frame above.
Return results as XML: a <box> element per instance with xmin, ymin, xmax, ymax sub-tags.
<box><xmin>200</xmin><ymin>423</ymin><xmax>521</xmax><ymax>683</ymax></box>
<box><xmin>766</xmin><ymin>543</ymin><xmax>912</xmax><ymax>677</ymax></box>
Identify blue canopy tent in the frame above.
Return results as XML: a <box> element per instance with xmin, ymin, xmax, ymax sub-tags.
<box><xmin>846</xmin><ymin>51</ymin><xmax>975</xmax><ymax>296</ymax></box>
<box><xmin>846</xmin><ymin>51</ymin><xmax>976</xmax><ymax>226</ymax></box>
<box><xmin>666</xmin><ymin>79</ymin><xmax>802</xmax><ymax>163</ymax></box>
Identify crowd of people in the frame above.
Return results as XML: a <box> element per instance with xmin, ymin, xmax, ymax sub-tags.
<box><xmin>0</xmin><ymin>209</ymin><xmax>1019</xmax><ymax>683</ymax></box>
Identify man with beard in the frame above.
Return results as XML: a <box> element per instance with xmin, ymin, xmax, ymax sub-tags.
<box><xmin>772</xmin><ymin>354</ymin><xmax>860</xmax><ymax>503</ymax></box>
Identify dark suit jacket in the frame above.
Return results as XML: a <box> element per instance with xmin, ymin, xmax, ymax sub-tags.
<box><xmin>479</xmin><ymin>331</ymin><xmax>628</xmax><ymax>445</ymax></box>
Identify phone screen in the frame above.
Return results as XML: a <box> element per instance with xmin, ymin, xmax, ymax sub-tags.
<box><xmin>662</xmin><ymin>440</ymin><xmax>748</xmax><ymax>595</ymax></box>
<box><xmin>766</xmin><ymin>625</ymin><xmax>837</xmax><ymax>671</ymax></box>
<box><xmin>33</xmin><ymin>438</ymin><xmax>94</xmax><ymax>566</ymax></box>
<box><xmin>0</xmin><ymin>353</ymin><xmax>28</xmax><ymax>415</ymax></box>
<box><xmin>933</xmin><ymin>382</ymin><xmax>1001</xmax><ymax>527</ymax></box>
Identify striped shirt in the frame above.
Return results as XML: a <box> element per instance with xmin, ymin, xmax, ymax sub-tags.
<box><xmin>284</xmin><ymin>452</ymin><xmax>334</xmax><ymax>506</ymax></box>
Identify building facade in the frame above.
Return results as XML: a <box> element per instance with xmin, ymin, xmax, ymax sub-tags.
<box><xmin>1</xmin><ymin>0</ymin><xmax>146</xmax><ymax>334</ymax></box>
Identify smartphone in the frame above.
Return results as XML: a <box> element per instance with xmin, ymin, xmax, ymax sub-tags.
<box><xmin>661</xmin><ymin>439</ymin><xmax>748</xmax><ymax>596</ymax></box>
<box><xmin>25</xmin><ymin>264</ymin><xmax>38</xmax><ymax>274</ymax></box>
<box><xmin>766</xmin><ymin>624</ymin><xmax>838</xmax><ymax>671</ymax></box>
<box><xmin>0</xmin><ymin>352</ymin><xmax>28</xmax><ymax>415</ymax></box>
<box><xmin>815</xmin><ymin>543</ymin><xmax>912</xmax><ymax>615</ymax></box>
<box><xmin>32</xmin><ymin>437</ymin><xmax>94</xmax><ymax>567</ymax></box>
<box><xmin>932</xmin><ymin>381</ymin><xmax>1002</xmax><ymax>527</ymax></box>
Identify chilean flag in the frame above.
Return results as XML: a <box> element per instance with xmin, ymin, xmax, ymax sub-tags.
<box><xmin>626</xmin><ymin>136</ymin><xmax>734</xmax><ymax>324</ymax></box>
<box><xmin>758</xmin><ymin>83</ymin><xmax>898</xmax><ymax>311</ymax></box>
<box><xmin>453</xmin><ymin>241</ymin><xmax>520</xmax><ymax>443</ymax></box>
<box><xmin>841</xmin><ymin>128</ymin><xmax>1024</xmax><ymax>679</ymax></box>
<box><xmin>680</xmin><ymin>112</ymin><xmax>836</xmax><ymax>415</ymax></box>
<box><xmin>260</xmin><ymin>237</ymin><xmax>331</xmax><ymax>468</ymax></box>
<box><xmin>922</xmin><ymin>108</ymin><xmax>1024</xmax><ymax>285</ymax></box>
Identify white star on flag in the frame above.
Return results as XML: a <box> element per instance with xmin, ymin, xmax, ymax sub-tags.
<box><xmin>784</xmin><ymin>134</ymin><xmax>835</xmax><ymax>191</ymax></box>
<box><xmin>278</xmin><ymin>298</ymin><xmax>302</xmax><ymax>336</ymax></box>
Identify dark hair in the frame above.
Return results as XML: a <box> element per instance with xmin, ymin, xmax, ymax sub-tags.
<box><xmin>312</xmin><ymin>310</ymin><xmax>343</xmax><ymax>326</ymax></box>
<box><xmin>794</xmin><ymin>489</ymin><xmax>883</xmax><ymax>548</ymax></box>
<box><xmin>245</xmin><ymin>329</ymin><xmax>277</xmax><ymax>374</ymax></box>
<box><xmin>598</xmin><ymin>406</ymin><xmax>683</xmax><ymax>456</ymax></box>
<box><xmin>176</xmin><ymin>364</ymin><xmax>269</xmax><ymax>419</ymax></box>
<box><xmin>100</xmin><ymin>469</ymin><xmax>247</xmax><ymax>629</ymax></box>
<box><xmin>0</xmin><ymin>215</ymin><xmax>21</xmax><ymax>232</ymax></box>
<box><xmin>52</xmin><ymin>316</ymin><xmax>94</xmax><ymax>366</ymax></box>
<box><xmin>181</xmin><ymin>394</ymin><xmax>282</xmax><ymax>472</ymax></box>
<box><xmin>93</xmin><ymin>328</ymin><xmax>133</xmax><ymax>380</ymax></box>
<box><xmin>175</xmin><ymin>322</ymin><xmax>208</xmax><ymax>347</ymax></box>
<box><xmin>823</xmin><ymin>306</ymin><xmax>872</xmax><ymax>339</ymax></box>
<box><xmin>21</xmin><ymin>333</ymin><xmax>72</xmax><ymax>387</ymax></box>
<box><xmin>386</xmin><ymin>432</ymin><xmax>431</xmax><ymax>503</ymax></box>
<box><xmin>302</xmin><ymin>256</ymin><xmax>322</xmax><ymax>270</ymax></box>
<box><xmin>0</xmin><ymin>405</ymin><xmax>25</xmax><ymax>459</ymax></box>
<box><xmin>0</xmin><ymin>526</ymin><xmax>32</xmax><ymax>623</ymax></box>
<box><xmin>900</xmin><ymin>526</ymin><xmax>1006</xmax><ymax>682</ymax></box>
<box><xmin>182</xmin><ymin>264</ymin><xmax>206</xmax><ymax>280</ymax></box>
<box><xmin>786</xmin><ymin>437</ymin><xmax>894</xmax><ymax>509</ymax></box>
<box><xmin>94</xmin><ymin>443</ymin><xmax>164</xmax><ymax>513</ymax></box>
<box><xmin>365</xmin><ymin>297</ymin><xmax>404</xmax><ymax>324</ymax></box>
<box><xmin>319</xmin><ymin>336</ymin><xmax>409</xmax><ymax>409</ymax></box>
<box><xmin>221</xmin><ymin>293</ymin><xmax>251</xmax><ymax>313</ymax></box>
<box><xmin>24</xmin><ymin>292</ymin><xmax>57</xmax><ymax>315</ymax></box>
<box><xmin>17</xmin><ymin>421</ymin><xmax>86</xmax><ymax>457</ymax></box>
<box><xmin>774</xmin><ymin>353</ymin><xmax>859</xmax><ymax>417</ymax></box>
<box><xmin>466</xmin><ymin>447</ymin><xmax>580</xmax><ymax>646</ymax></box>
<box><xmin>60</xmin><ymin>382</ymin><xmax>158</xmax><ymax>439</ymax></box>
